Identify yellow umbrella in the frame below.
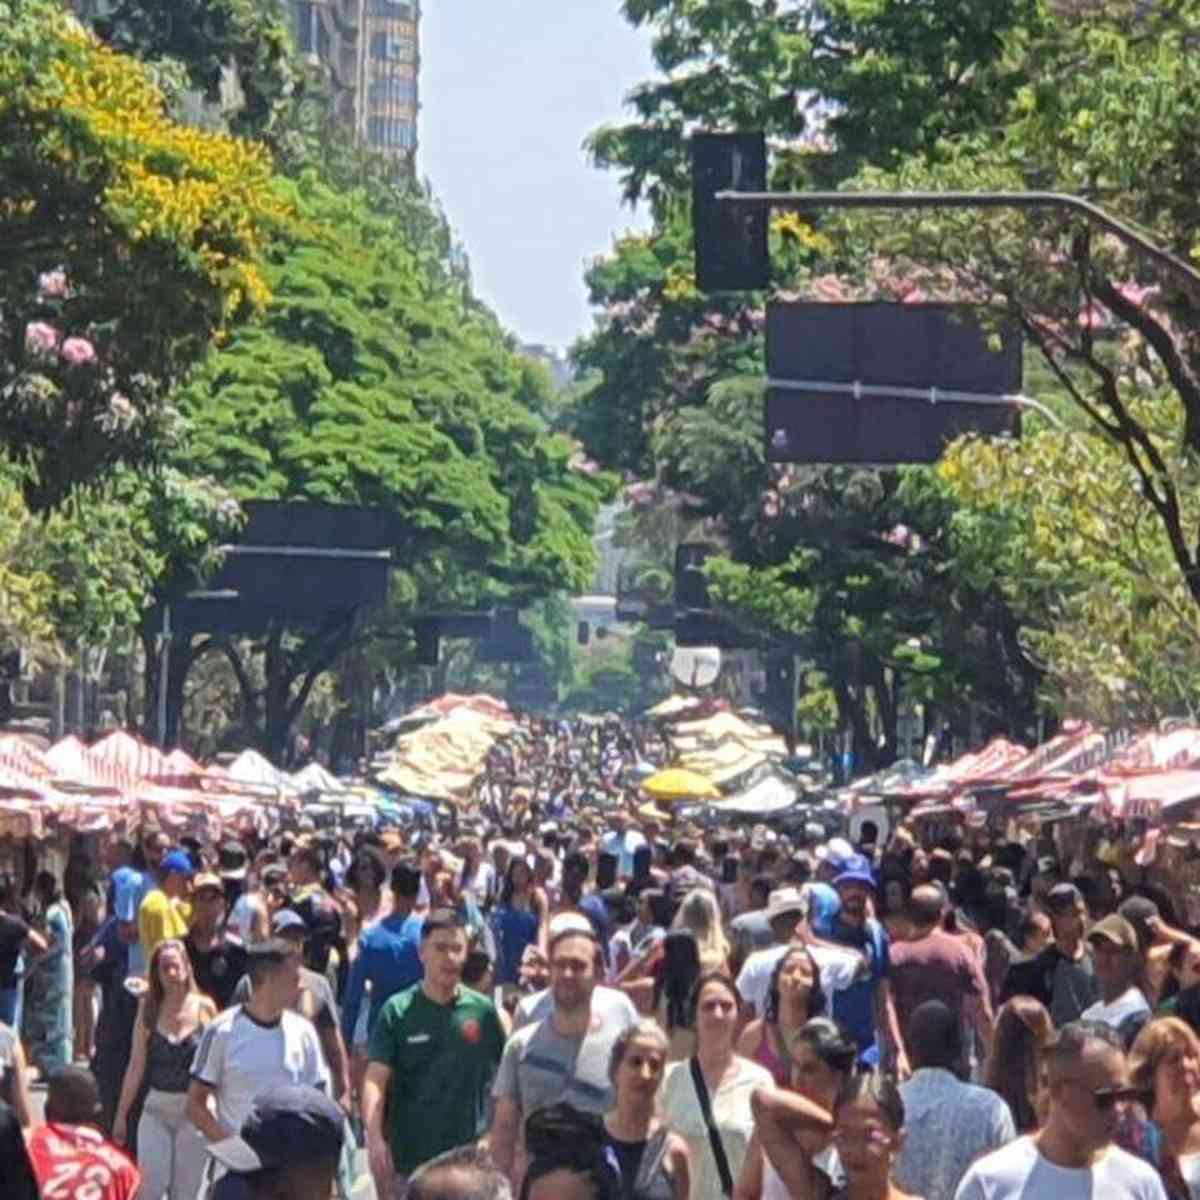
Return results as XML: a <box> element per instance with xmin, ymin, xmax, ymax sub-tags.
<box><xmin>642</xmin><ymin>767</ymin><xmax>720</xmax><ymax>800</ymax></box>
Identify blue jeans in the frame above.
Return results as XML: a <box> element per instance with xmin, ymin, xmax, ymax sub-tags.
<box><xmin>0</xmin><ymin>982</ymin><xmax>22</xmax><ymax>1032</ymax></box>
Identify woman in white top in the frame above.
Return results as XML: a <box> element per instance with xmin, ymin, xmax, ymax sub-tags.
<box><xmin>660</xmin><ymin>972</ymin><xmax>773</xmax><ymax>1200</ymax></box>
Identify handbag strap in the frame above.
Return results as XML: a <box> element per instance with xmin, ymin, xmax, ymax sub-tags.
<box><xmin>689</xmin><ymin>1057</ymin><xmax>735</xmax><ymax>1197</ymax></box>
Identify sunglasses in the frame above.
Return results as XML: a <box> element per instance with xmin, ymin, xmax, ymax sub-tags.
<box><xmin>1089</xmin><ymin>1086</ymin><xmax>1143</xmax><ymax>1111</ymax></box>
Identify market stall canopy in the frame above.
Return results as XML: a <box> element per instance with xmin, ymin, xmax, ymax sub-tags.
<box><xmin>647</xmin><ymin>695</ymin><xmax>705</xmax><ymax>719</ymax></box>
<box><xmin>44</xmin><ymin>735</ymin><xmax>91</xmax><ymax>780</ymax></box>
<box><xmin>1110</xmin><ymin>727</ymin><xmax>1200</xmax><ymax>771</ymax></box>
<box><xmin>643</xmin><ymin>768</ymin><xmax>720</xmax><ymax>800</ymax></box>
<box><xmin>292</xmin><ymin>762</ymin><xmax>347</xmax><ymax>795</ymax></box>
<box><xmin>709</xmin><ymin>772</ymin><xmax>797</xmax><ymax>816</ymax></box>
<box><xmin>222</xmin><ymin>749</ymin><xmax>294</xmax><ymax>791</ymax></box>
<box><xmin>85</xmin><ymin>731</ymin><xmax>170</xmax><ymax>796</ymax></box>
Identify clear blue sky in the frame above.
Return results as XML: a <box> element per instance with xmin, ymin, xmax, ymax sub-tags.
<box><xmin>419</xmin><ymin>2</ymin><xmax>654</xmax><ymax>352</ymax></box>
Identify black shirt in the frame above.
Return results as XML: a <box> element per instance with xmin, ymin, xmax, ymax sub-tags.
<box><xmin>0</xmin><ymin>914</ymin><xmax>30</xmax><ymax>989</ymax></box>
<box><xmin>186</xmin><ymin>934</ymin><xmax>248</xmax><ymax>1011</ymax></box>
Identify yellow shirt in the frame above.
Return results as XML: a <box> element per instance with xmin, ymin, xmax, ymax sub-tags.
<box><xmin>137</xmin><ymin>888</ymin><xmax>192</xmax><ymax>965</ymax></box>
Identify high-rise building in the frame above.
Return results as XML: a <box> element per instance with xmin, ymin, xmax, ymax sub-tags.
<box><xmin>290</xmin><ymin>0</ymin><xmax>420</xmax><ymax>163</ymax></box>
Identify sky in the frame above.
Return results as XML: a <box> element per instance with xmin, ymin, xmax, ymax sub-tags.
<box><xmin>419</xmin><ymin>2</ymin><xmax>655</xmax><ymax>353</ymax></box>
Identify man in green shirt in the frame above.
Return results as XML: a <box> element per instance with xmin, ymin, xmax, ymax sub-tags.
<box><xmin>363</xmin><ymin>907</ymin><xmax>506</xmax><ymax>1200</ymax></box>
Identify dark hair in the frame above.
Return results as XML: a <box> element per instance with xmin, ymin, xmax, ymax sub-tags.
<box><xmin>563</xmin><ymin>852</ymin><xmax>590</xmax><ymax>880</ymax></box>
<box><xmin>349</xmin><ymin>848</ymin><xmax>388</xmax><ymax>893</ymax></box>
<box><xmin>641</xmin><ymin>889</ymin><xmax>674</xmax><ymax>929</ymax></box>
<box><xmin>632</xmin><ymin>844</ymin><xmax>653</xmax><ymax>880</ymax></box>
<box><xmin>462</xmin><ymin>951</ymin><xmax>493</xmax><ymax>989</ymax></box>
<box><xmin>501</xmin><ymin>856</ymin><xmax>533</xmax><ymax>906</ymax></box>
<box><xmin>1016</xmin><ymin>906</ymin><xmax>1047</xmax><ymax>949</ymax></box>
<box><xmin>792</xmin><ymin>1017</ymin><xmax>858</xmax><ymax>1075</ymax></box>
<box><xmin>906</xmin><ymin>1000</ymin><xmax>963</xmax><ymax>1074</ymax></box>
<box><xmin>834</xmin><ymin>1070</ymin><xmax>905</xmax><ymax>1131</ymax></box>
<box><xmin>391</xmin><ymin>859</ymin><xmax>422</xmax><ymax>899</ymax></box>
<box><xmin>686</xmin><ymin>970</ymin><xmax>741</xmax><ymax>1028</ymax></box>
<box><xmin>985</xmin><ymin>997</ymin><xmax>1053</xmax><ymax>1133</ymax></box>
<box><xmin>764</xmin><ymin>945</ymin><xmax>826</xmax><ymax>1025</ymax></box>
<box><xmin>290</xmin><ymin>846</ymin><xmax>322</xmax><ymax>877</ymax></box>
<box><xmin>656</xmin><ymin>931</ymin><xmax>701</xmax><ymax>1032</ymax></box>
<box><xmin>859</xmin><ymin>821</ymin><xmax>879</xmax><ymax>846</ymax></box>
<box><xmin>750</xmin><ymin>875</ymin><xmax>774</xmax><ymax>905</ymax></box>
<box><xmin>421</xmin><ymin>908</ymin><xmax>467</xmax><ymax>941</ymax></box>
<box><xmin>520</xmin><ymin>1104</ymin><xmax>619</xmax><ymax>1200</ymax></box>
<box><xmin>45</xmin><ymin>1067</ymin><xmax>101</xmax><ymax>1126</ymax></box>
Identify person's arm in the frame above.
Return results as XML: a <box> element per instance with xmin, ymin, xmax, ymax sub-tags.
<box><xmin>876</xmin><ymin>977</ymin><xmax>908</xmax><ymax>1078</ymax></box>
<box><xmin>7</xmin><ymin>1036</ymin><xmax>34</xmax><ymax>1130</ymax></box>
<box><xmin>735</xmin><ymin>1017</ymin><xmax>764</xmax><ymax>1060</ymax></box>
<box><xmin>23</xmin><ymin>928</ymin><xmax>47</xmax><ymax>956</ymax></box>
<box><xmin>340</xmin><ymin>940</ymin><xmax>369</xmax><ymax>1049</ymax></box>
<box><xmin>963</xmin><ymin>955</ymin><xmax>995</xmax><ymax>1058</ymax></box>
<box><xmin>489</xmin><ymin>1095</ymin><xmax>522</xmax><ymax>1180</ymax></box>
<box><xmin>185</xmin><ymin>1079</ymin><xmax>231</xmax><ymax>1144</ymax></box>
<box><xmin>667</xmin><ymin>1131</ymin><xmax>691</xmax><ymax>1200</ymax></box>
<box><xmin>248</xmin><ymin>895</ymin><xmax>270</xmax><ymax>946</ymax></box>
<box><xmin>319</xmin><ymin>1020</ymin><xmax>352</xmax><ymax>1113</ymax></box>
<box><xmin>733</xmin><ymin>1129</ymin><xmax>764</xmax><ymax>1200</ymax></box>
<box><xmin>750</xmin><ymin>1085</ymin><xmax>833</xmax><ymax>1200</ymax></box>
<box><xmin>362</xmin><ymin>1062</ymin><xmax>395</xmax><ymax>1196</ymax></box>
<box><xmin>113</xmin><ymin>1004</ymin><xmax>150</xmax><ymax>1144</ymax></box>
<box><xmin>533</xmin><ymin>888</ymin><xmax>549</xmax><ymax>956</ymax></box>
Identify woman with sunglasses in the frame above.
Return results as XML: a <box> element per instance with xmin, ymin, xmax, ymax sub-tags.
<box><xmin>1127</xmin><ymin>1017</ymin><xmax>1200</xmax><ymax>1198</ymax></box>
<box><xmin>736</xmin><ymin>945</ymin><xmax>827</xmax><ymax>1087</ymax></box>
<box><xmin>738</xmin><ymin>1017</ymin><xmax>857</xmax><ymax>1200</ymax></box>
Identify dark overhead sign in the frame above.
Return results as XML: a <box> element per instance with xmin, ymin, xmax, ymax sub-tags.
<box><xmin>765</xmin><ymin>302</ymin><xmax>1022</xmax><ymax>463</ymax></box>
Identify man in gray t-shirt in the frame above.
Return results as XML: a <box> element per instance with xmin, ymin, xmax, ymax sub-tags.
<box><xmin>490</xmin><ymin>928</ymin><xmax>628</xmax><ymax>1185</ymax></box>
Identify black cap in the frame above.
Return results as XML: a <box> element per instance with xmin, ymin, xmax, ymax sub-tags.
<box><xmin>207</xmin><ymin>1085</ymin><xmax>343</xmax><ymax>1173</ymax></box>
<box><xmin>245</xmin><ymin>938</ymin><xmax>297</xmax><ymax>969</ymax></box>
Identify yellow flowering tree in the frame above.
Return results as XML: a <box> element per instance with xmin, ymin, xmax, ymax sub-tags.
<box><xmin>0</xmin><ymin>0</ymin><xmax>287</xmax><ymax>508</ymax></box>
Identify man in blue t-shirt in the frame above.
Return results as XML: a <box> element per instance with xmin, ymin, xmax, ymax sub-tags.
<box><xmin>341</xmin><ymin>859</ymin><xmax>425</xmax><ymax>1046</ymax></box>
<box><xmin>827</xmin><ymin>855</ymin><xmax>908</xmax><ymax>1075</ymax></box>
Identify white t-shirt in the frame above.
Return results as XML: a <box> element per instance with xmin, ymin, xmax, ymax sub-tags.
<box><xmin>736</xmin><ymin>942</ymin><xmax>862</xmax><ymax>1016</ymax></box>
<box><xmin>1080</xmin><ymin>986</ymin><xmax>1150</xmax><ymax>1031</ymax></box>
<box><xmin>191</xmin><ymin>1006</ymin><xmax>330</xmax><ymax>1136</ymax></box>
<box><xmin>954</xmin><ymin>1135</ymin><xmax>1168</xmax><ymax>1200</ymax></box>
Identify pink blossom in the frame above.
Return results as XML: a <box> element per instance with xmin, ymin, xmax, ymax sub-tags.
<box><xmin>25</xmin><ymin>321</ymin><xmax>60</xmax><ymax>356</ymax></box>
<box><xmin>38</xmin><ymin>269</ymin><xmax>68</xmax><ymax>298</ymax></box>
<box><xmin>61</xmin><ymin>337</ymin><xmax>96</xmax><ymax>366</ymax></box>
<box><xmin>1078</xmin><ymin>303</ymin><xmax>1107</xmax><ymax>330</ymax></box>
<box><xmin>810</xmin><ymin>274</ymin><xmax>853</xmax><ymax>303</ymax></box>
<box><xmin>1115</xmin><ymin>282</ymin><xmax>1160</xmax><ymax>308</ymax></box>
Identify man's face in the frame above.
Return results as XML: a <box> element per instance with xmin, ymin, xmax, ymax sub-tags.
<box><xmin>1091</xmin><ymin>936</ymin><xmax>1136</xmax><ymax>996</ymax></box>
<box><xmin>145</xmin><ymin>835</ymin><xmax>169</xmax><ymax>871</ymax></box>
<box><xmin>550</xmin><ymin>934</ymin><xmax>597</xmax><ymax>1012</ymax></box>
<box><xmin>191</xmin><ymin>887</ymin><xmax>225</xmax><ymax>932</ymax></box>
<box><xmin>837</xmin><ymin>881</ymin><xmax>871</xmax><ymax>922</ymax></box>
<box><xmin>1050</xmin><ymin>1043</ymin><xmax>1135</xmax><ymax>1153</ymax></box>
<box><xmin>420</xmin><ymin>927</ymin><xmax>468</xmax><ymax>992</ymax></box>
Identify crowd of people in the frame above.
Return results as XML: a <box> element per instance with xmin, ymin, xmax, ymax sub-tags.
<box><xmin>0</xmin><ymin>712</ymin><xmax>1198</xmax><ymax>1200</ymax></box>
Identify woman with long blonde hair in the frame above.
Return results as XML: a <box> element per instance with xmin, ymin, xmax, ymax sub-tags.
<box><xmin>113</xmin><ymin>939</ymin><xmax>216</xmax><ymax>1199</ymax></box>
<box><xmin>672</xmin><ymin>889</ymin><xmax>730</xmax><ymax>973</ymax></box>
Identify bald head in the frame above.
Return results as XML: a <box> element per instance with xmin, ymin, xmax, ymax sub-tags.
<box><xmin>907</xmin><ymin>884</ymin><xmax>946</xmax><ymax>929</ymax></box>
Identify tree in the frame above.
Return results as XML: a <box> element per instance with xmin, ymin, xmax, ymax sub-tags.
<box><xmin>172</xmin><ymin>174</ymin><xmax>614</xmax><ymax>755</ymax></box>
<box><xmin>0</xmin><ymin>0</ymin><xmax>287</xmax><ymax>507</ymax></box>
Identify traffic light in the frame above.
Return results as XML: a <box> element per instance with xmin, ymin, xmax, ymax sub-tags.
<box><xmin>692</xmin><ymin>132</ymin><xmax>769</xmax><ymax>292</ymax></box>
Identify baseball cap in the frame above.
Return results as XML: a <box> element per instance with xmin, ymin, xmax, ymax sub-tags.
<box><xmin>192</xmin><ymin>873</ymin><xmax>225</xmax><ymax>896</ymax></box>
<box><xmin>1088</xmin><ymin>913</ymin><xmax>1139</xmax><ymax>952</ymax></box>
<box><xmin>765</xmin><ymin>887</ymin><xmax>808</xmax><ymax>923</ymax></box>
<box><xmin>833</xmin><ymin>855</ymin><xmax>875</xmax><ymax>889</ymax></box>
<box><xmin>271</xmin><ymin>909</ymin><xmax>307</xmax><ymax>936</ymax></box>
<box><xmin>207</xmin><ymin>1085</ymin><xmax>344</xmax><ymax>1174</ymax></box>
<box><xmin>161</xmin><ymin>850</ymin><xmax>194</xmax><ymax>877</ymax></box>
<box><xmin>1045</xmin><ymin>882</ymin><xmax>1084</xmax><ymax>912</ymax></box>
<box><xmin>1118</xmin><ymin>895</ymin><xmax>1160</xmax><ymax>944</ymax></box>
<box><xmin>218</xmin><ymin>841</ymin><xmax>248</xmax><ymax>880</ymax></box>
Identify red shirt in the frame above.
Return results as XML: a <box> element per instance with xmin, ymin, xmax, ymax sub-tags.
<box><xmin>27</xmin><ymin>1123</ymin><xmax>141</xmax><ymax>1200</ymax></box>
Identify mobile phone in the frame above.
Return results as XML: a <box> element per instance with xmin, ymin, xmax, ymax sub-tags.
<box><xmin>597</xmin><ymin>852</ymin><xmax>618</xmax><ymax>889</ymax></box>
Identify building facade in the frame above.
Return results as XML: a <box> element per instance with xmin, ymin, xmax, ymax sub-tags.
<box><xmin>290</xmin><ymin>0</ymin><xmax>420</xmax><ymax>164</ymax></box>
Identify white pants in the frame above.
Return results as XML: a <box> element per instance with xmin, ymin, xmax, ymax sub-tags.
<box><xmin>138</xmin><ymin>1088</ymin><xmax>208</xmax><ymax>1200</ymax></box>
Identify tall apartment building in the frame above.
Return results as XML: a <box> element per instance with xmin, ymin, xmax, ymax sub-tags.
<box><xmin>291</xmin><ymin>0</ymin><xmax>420</xmax><ymax>163</ymax></box>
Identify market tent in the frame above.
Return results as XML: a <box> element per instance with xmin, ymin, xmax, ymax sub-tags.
<box><xmin>647</xmin><ymin>695</ymin><xmax>705</xmax><ymax>719</ymax></box>
<box><xmin>1111</xmin><ymin>727</ymin><xmax>1200</xmax><ymax>771</ymax></box>
<box><xmin>222</xmin><ymin>749</ymin><xmax>293</xmax><ymax>791</ymax></box>
<box><xmin>44</xmin><ymin>735</ymin><xmax>94</xmax><ymax>782</ymax></box>
<box><xmin>85</xmin><ymin>731</ymin><xmax>170</xmax><ymax>796</ymax></box>
<box><xmin>643</xmin><ymin>768</ymin><xmax>720</xmax><ymax>800</ymax></box>
<box><xmin>292</xmin><ymin>762</ymin><xmax>348</xmax><ymax>795</ymax></box>
<box><xmin>709</xmin><ymin>772</ymin><xmax>797</xmax><ymax>816</ymax></box>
